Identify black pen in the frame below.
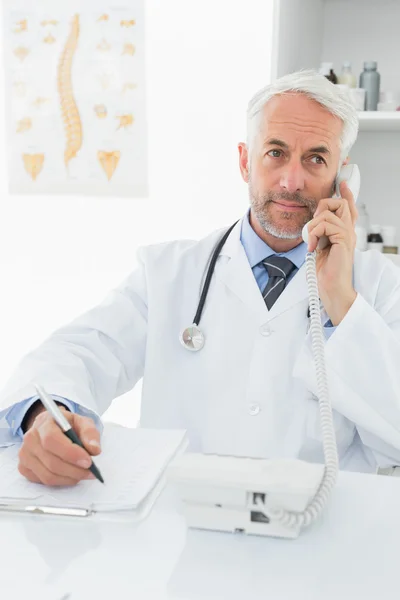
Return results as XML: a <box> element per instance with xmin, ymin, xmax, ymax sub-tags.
<box><xmin>34</xmin><ymin>383</ymin><xmax>104</xmax><ymax>484</ymax></box>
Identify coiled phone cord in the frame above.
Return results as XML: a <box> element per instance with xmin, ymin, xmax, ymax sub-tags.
<box><xmin>262</xmin><ymin>251</ymin><xmax>339</xmax><ymax>529</ymax></box>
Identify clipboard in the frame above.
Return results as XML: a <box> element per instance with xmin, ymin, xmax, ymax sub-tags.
<box><xmin>0</xmin><ymin>471</ymin><xmax>168</xmax><ymax>521</ymax></box>
<box><xmin>0</xmin><ymin>425</ymin><xmax>188</xmax><ymax>520</ymax></box>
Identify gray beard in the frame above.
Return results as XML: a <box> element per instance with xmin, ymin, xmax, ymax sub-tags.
<box><xmin>257</xmin><ymin>211</ymin><xmax>305</xmax><ymax>239</ymax></box>
<box><xmin>249</xmin><ymin>187</ymin><xmax>318</xmax><ymax>240</ymax></box>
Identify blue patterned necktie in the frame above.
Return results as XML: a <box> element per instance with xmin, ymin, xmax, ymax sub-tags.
<box><xmin>261</xmin><ymin>255</ymin><xmax>296</xmax><ymax>309</ymax></box>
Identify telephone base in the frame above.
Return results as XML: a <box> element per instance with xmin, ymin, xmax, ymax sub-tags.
<box><xmin>182</xmin><ymin>502</ymin><xmax>301</xmax><ymax>539</ymax></box>
<box><xmin>167</xmin><ymin>453</ymin><xmax>325</xmax><ymax>539</ymax></box>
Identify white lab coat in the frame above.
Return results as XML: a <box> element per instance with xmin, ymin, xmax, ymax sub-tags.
<box><xmin>1</xmin><ymin>218</ymin><xmax>400</xmax><ymax>472</ymax></box>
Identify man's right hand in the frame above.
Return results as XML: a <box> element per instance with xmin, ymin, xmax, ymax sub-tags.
<box><xmin>18</xmin><ymin>406</ymin><xmax>101</xmax><ymax>487</ymax></box>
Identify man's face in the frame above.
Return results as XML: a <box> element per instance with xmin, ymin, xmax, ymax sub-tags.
<box><xmin>239</xmin><ymin>94</ymin><xmax>344</xmax><ymax>240</ymax></box>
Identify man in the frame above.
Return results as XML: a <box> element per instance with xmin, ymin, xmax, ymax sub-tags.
<box><xmin>1</xmin><ymin>69</ymin><xmax>400</xmax><ymax>487</ymax></box>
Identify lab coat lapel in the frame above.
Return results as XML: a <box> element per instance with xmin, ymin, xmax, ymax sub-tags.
<box><xmin>216</xmin><ymin>220</ymin><xmax>268</xmax><ymax>323</ymax></box>
<box><xmin>216</xmin><ymin>218</ymin><xmax>309</xmax><ymax>322</ymax></box>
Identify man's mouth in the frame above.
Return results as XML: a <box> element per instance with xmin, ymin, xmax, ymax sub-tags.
<box><xmin>273</xmin><ymin>200</ymin><xmax>307</xmax><ymax>212</ymax></box>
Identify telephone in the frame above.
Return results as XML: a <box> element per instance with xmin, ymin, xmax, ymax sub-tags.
<box><xmin>167</xmin><ymin>166</ymin><xmax>362</xmax><ymax>540</ymax></box>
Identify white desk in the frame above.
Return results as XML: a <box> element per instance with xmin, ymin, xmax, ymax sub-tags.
<box><xmin>1</xmin><ymin>470</ymin><xmax>399</xmax><ymax>600</ymax></box>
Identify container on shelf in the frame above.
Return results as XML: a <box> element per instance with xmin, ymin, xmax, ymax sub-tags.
<box><xmin>367</xmin><ymin>225</ymin><xmax>384</xmax><ymax>252</ymax></box>
<box><xmin>360</xmin><ymin>61</ymin><xmax>380</xmax><ymax>111</ymax></box>
<box><xmin>319</xmin><ymin>62</ymin><xmax>338</xmax><ymax>84</ymax></box>
<box><xmin>383</xmin><ymin>246</ymin><xmax>398</xmax><ymax>255</ymax></box>
<box><xmin>355</xmin><ymin>225</ymin><xmax>368</xmax><ymax>251</ymax></box>
<box><xmin>355</xmin><ymin>202</ymin><xmax>370</xmax><ymax>251</ymax></box>
<box><xmin>349</xmin><ymin>88</ymin><xmax>366</xmax><ymax>111</ymax></box>
<box><xmin>338</xmin><ymin>62</ymin><xmax>357</xmax><ymax>88</ymax></box>
<box><xmin>378</xmin><ymin>91</ymin><xmax>400</xmax><ymax>111</ymax></box>
<box><xmin>381</xmin><ymin>225</ymin><xmax>397</xmax><ymax>247</ymax></box>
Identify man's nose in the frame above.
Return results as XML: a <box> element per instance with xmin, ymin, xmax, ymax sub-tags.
<box><xmin>279</xmin><ymin>164</ymin><xmax>305</xmax><ymax>194</ymax></box>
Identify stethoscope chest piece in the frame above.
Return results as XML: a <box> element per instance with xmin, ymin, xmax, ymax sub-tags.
<box><xmin>179</xmin><ymin>220</ymin><xmax>239</xmax><ymax>353</ymax></box>
<box><xmin>180</xmin><ymin>324</ymin><xmax>205</xmax><ymax>352</ymax></box>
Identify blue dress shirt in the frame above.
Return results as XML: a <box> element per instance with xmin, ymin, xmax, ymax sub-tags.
<box><xmin>0</xmin><ymin>395</ymin><xmax>98</xmax><ymax>445</ymax></box>
<box><xmin>0</xmin><ymin>211</ymin><xmax>334</xmax><ymax>445</ymax></box>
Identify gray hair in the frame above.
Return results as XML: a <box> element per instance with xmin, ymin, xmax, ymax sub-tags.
<box><xmin>247</xmin><ymin>69</ymin><xmax>359</xmax><ymax>163</ymax></box>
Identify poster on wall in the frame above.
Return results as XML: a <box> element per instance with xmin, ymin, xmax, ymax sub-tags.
<box><xmin>2</xmin><ymin>0</ymin><xmax>148</xmax><ymax>197</ymax></box>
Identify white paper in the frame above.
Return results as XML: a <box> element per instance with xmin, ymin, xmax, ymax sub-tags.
<box><xmin>3</xmin><ymin>0</ymin><xmax>148</xmax><ymax>197</ymax></box>
<box><xmin>0</xmin><ymin>424</ymin><xmax>187</xmax><ymax>511</ymax></box>
<box><xmin>3</xmin><ymin>582</ymin><xmax>69</xmax><ymax>600</ymax></box>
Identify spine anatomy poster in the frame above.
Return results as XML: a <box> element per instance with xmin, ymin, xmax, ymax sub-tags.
<box><xmin>3</xmin><ymin>0</ymin><xmax>148</xmax><ymax>197</ymax></box>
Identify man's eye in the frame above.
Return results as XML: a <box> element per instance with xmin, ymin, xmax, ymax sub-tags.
<box><xmin>267</xmin><ymin>149</ymin><xmax>282</xmax><ymax>158</ymax></box>
<box><xmin>310</xmin><ymin>155</ymin><xmax>326</xmax><ymax>165</ymax></box>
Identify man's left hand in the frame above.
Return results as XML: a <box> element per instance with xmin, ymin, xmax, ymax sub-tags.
<box><xmin>306</xmin><ymin>181</ymin><xmax>358</xmax><ymax>326</ymax></box>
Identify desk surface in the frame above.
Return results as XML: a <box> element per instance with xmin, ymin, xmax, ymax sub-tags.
<box><xmin>1</xmin><ymin>470</ymin><xmax>399</xmax><ymax>600</ymax></box>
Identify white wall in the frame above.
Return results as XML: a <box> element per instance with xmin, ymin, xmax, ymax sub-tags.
<box><xmin>0</xmin><ymin>0</ymin><xmax>274</xmax><ymax>426</ymax></box>
<box><xmin>271</xmin><ymin>0</ymin><xmax>324</xmax><ymax>79</ymax></box>
<box><xmin>322</xmin><ymin>0</ymin><xmax>400</xmax><ymax>93</ymax></box>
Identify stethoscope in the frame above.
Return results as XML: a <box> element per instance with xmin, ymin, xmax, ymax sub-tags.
<box><xmin>180</xmin><ymin>220</ymin><xmax>239</xmax><ymax>352</ymax></box>
<box><xmin>179</xmin><ymin>219</ymin><xmax>318</xmax><ymax>352</ymax></box>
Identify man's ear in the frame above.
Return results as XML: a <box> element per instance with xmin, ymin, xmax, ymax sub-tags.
<box><xmin>342</xmin><ymin>156</ymin><xmax>350</xmax><ymax>167</ymax></box>
<box><xmin>238</xmin><ymin>143</ymin><xmax>250</xmax><ymax>183</ymax></box>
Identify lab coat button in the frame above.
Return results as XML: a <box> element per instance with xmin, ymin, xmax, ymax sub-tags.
<box><xmin>260</xmin><ymin>324</ymin><xmax>271</xmax><ymax>336</ymax></box>
<box><xmin>249</xmin><ymin>404</ymin><xmax>260</xmax><ymax>416</ymax></box>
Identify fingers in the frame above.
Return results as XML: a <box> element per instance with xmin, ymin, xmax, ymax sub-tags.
<box><xmin>72</xmin><ymin>414</ymin><xmax>102</xmax><ymax>456</ymax></box>
<box><xmin>313</xmin><ymin>196</ymin><xmax>352</xmax><ymax>225</ymax></box>
<box><xmin>17</xmin><ymin>463</ymin><xmax>41</xmax><ymax>484</ymax></box>
<box><xmin>36</xmin><ymin>416</ymin><xmax>95</xmax><ymax>467</ymax></box>
<box><xmin>307</xmin><ymin>197</ymin><xmax>356</xmax><ymax>252</ymax></box>
<box><xmin>18</xmin><ymin>450</ymin><xmax>81</xmax><ymax>487</ymax></box>
<box><xmin>314</xmin><ymin>181</ymin><xmax>358</xmax><ymax>226</ymax></box>
<box><xmin>306</xmin><ymin>210</ymin><xmax>346</xmax><ymax>251</ymax></box>
<box><xmin>313</xmin><ymin>197</ymin><xmax>343</xmax><ymax>218</ymax></box>
<box><xmin>308</xmin><ymin>209</ymin><xmax>347</xmax><ymax>234</ymax></box>
<box><xmin>18</xmin><ymin>410</ymin><xmax>101</xmax><ymax>487</ymax></box>
<box><xmin>28</xmin><ymin>429</ymin><xmax>94</xmax><ymax>481</ymax></box>
<box><xmin>308</xmin><ymin>219</ymin><xmax>354</xmax><ymax>253</ymax></box>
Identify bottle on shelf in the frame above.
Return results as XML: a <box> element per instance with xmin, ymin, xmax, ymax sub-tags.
<box><xmin>319</xmin><ymin>62</ymin><xmax>338</xmax><ymax>84</ymax></box>
<box><xmin>367</xmin><ymin>225</ymin><xmax>384</xmax><ymax>252</ymax></box>
<box><xmin>381</xmin><ymin>226</ymin><xmax>398</xmax><ymax>254</ymax></box>
<box><xmin>355</xmin><ymin>202</ymin><xmax>370</xmax><ymax>251</ymax></box>
<box><xmin>359</xmin><ymin>61</ymin><xmax>380</xmax><ymax>111</ymax></box>
<box><xmin>377</xmin><ymin>91</ymin><xmax>399</xmax><ymax>112</ymax></box>
<box><xmin>349</xmin><ymin>88</ymin><xmax>366</xmax><ymax>111</ymax></box>
<box><xmin>338</xmin><ymin>62</ymin><xmax>357</xmax><ymax>88</ymax></box>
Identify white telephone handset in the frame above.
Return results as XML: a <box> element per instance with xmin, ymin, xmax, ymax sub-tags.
<box><xmin>302</xmin><ymin>164</ymin><xmax>361</xmax><ymax>248</ymax></box>
<box><xmin>168</xmin><ymin>166</ymin><xmax>362</xmax><ymax>540</ymax></box>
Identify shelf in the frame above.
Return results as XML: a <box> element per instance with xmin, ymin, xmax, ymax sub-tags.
<box><xmin>358</xmin><ymin>112</ymin><xmax>400</xmax><ymax>132</ymax></box>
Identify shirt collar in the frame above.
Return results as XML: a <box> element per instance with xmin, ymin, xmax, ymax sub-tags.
<box><xmin>240</xmin><ymin>209</ymin><xmax>307</xmax><ymax>269</ymax></box>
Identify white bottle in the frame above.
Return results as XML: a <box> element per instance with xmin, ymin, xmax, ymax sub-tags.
<box><xmin>338</xmin><ymin>62</ymin><xmax>357</xmax><ymax>88</ymax></box>
<box><xmin>357</xmin><ymin>202</ymin><xmax>370</xmax><ymax>231</ymax></box>
<box><xmin>355</xmin><ymin>225</ymin><xmax>368</xmax><ymax>251</ymax></box>
<box><xmin>355</xmin><ymin>202</ymin><xmax>369</xmax><ymax>250</ymax></box>
<box><xmin>381</xmin><ymin>225</ymin><xmax>397</xmax><ymax>247</ymax></box>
